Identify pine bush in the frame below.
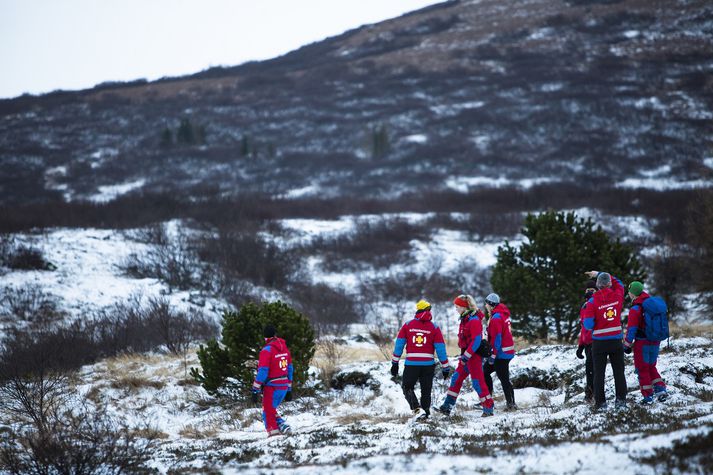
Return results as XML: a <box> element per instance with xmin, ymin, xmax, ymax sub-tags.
<box><xmin>190</xmin><ymin>301</ymin><xmax>315</xmax><ymax>397</ymax></box>
<box><xmin>491</xmin><ymin>211</ymin><xmax>645</xmax><ymax>342</ymax></box>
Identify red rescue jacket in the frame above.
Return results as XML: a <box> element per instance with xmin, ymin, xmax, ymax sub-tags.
<box><xmin>582</xmin><ymin>275</ymin><xmax>625</xmax><ymax>341</ymax></box>
<box><xmin>458</xmin><ymin>309</ymin><xmax>484</xmax><ymax>353</ymax></box>
<box><xmin>253</xmin><ymin>337</ymin><xmax>293</xmax><ymax>391</ymax></box>
<box><xmin>624</xmin><ymin>291</ymin><xmax>652</xmax><ymax>347</ymax></box>
<box><xmin>578</xmin><ymin>299</ymin><xmax>593</xmax><ymax>346</ymax></box>
<box><xmin>392</xmin><ymin>309</ymin><xmax>449</xmax><ymax>368</ymax></box>
<box><xmin>487</xmin><ymin>303</ymin><xmax>515</xmax><ymax>359</ymax></box>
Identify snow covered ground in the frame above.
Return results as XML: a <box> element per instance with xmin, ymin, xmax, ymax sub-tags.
<box><xmin>72</xmin><ymin>334</ymin><xmax>713</xmax><ymax>474</ymax></box>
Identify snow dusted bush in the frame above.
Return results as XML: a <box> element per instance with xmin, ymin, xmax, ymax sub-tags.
<box><xmin>122</xmin><ymin>225</ymin><xmax>198</xmax><ymax>292</ymax></box>
<box><xmin>191</xmin><ymin>301</ymin><xmax>315</xmax><ymax>397</ymax></box>
<box><xmin>0</xmin><ymin>283</ymin><xmax>64</xmax><ymax>327</ymax></box>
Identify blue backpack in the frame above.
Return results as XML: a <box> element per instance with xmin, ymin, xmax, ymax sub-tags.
<box><xmin>641</xmin><ymin>296</ymin><xmax>669</xmax><ymax>341</ymax></box>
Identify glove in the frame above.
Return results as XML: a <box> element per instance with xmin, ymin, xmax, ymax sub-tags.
<box><xmin>576</xmin><ymin>345</ymin><xmax>585</xmax><ymax>359</ymax></box>
<box><xmin>460</xmin><ymin>354</ymin><xmax>470</xmax><ymax>364</ymax></box>
<box><xmin>487</xmin><ymin>356</ymin><xmax>495</xmax><ymax>365</ymax></box>
<box><xmin>390</xmin><ymin>363</ymin><xmax>399</xmax><ymax>377</ymax></box>
<box><xmin>442</xmin><ymin>366</ymin><xmax>451</xmax><ymax>380</ymax></box>
<box><xmin>251</xmin><ymin>388</ymin><xmax>260</xmax><ymax>404</ymax></box>
<box><xmin>284</xmin><ymin>390</ymin><xmax>292</xmax><ymax>402</ymax></box>
<box><xmin>624</xmin><ymin>346</ymin><xmax>632</xmax><ymax>355</ymax></box>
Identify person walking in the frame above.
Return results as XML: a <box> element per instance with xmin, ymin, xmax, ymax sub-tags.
<box><xmin>435</xmin><ymin>294</ymin><xmax>484</xmax><ymax>415</ymax></box>
<box><xmin>582</xmin><ymin>271</ymin><xmax>628</xmax><ymax>410</ymax></box>
<box><xmin>577</xmin><ymin>280</ymin><xmax>597</xmax><ymax>402</ymax></box>
<box><xmin>391</xmin><ymin>299</ymin><xmax>451</xmax><ymax>420</ymax></box>
<box><xmin>251</xmin><ymin>325</ymin><xmax>293</xmax><ymax>437</ymax></box>
<box><xmin>450</xmin><ymin>297</ymin><xmax>495</xmax><ymax>417</ymax></box>
<box><xmin>483</xmin><ymin>293</ymin><xmax>517</xmax><ymax>411</ymax></box>
<box><xmin>624</xmin><ymin>281</ymin><xmax>669</xmax><ymax>404</ymax></box>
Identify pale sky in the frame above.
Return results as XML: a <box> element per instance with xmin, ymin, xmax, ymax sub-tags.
<box><xmin>0</xmin><ymin>0</ymin><xmax>442</xmax><ymax>99</ymax></box>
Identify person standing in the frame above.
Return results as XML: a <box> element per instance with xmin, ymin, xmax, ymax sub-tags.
<box><xmin>391</xmin><ymin>299</ymin><xmax>451</xmax><ymax>420</ymax></box>
<box><xmin>624</xmin><ymin>281</ymin><xmax>669</xmax><ymax>404</ymax></box>
<box><xmin>582</xmin><ymin>271</ymin><xmax>627</xmax><ymax>410</ymax></box>
<box><xmin>252</xmin><ymin>325</ymin><xmax>293</xmax><ymax>437</ymax></box>
<box><xmin>577</xmin><ymin>280</ymin><xmax>597</xmax><ymax>402</ymax></box>
<box><xmin>483</xmin><ymin>293</ymin><xmax>517</xmax><ymax>411</ymax></box>
<box><xmin>435</xmin><ymin>294</ymin><xmax>484</xmax><ymax>415</ymax></box>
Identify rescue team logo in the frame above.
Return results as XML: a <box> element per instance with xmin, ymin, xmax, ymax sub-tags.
<box><xmin>605</xmin><ymin>307</ymin><xmax>617</xmax><ymax>321</ymax></box>
<box><xmin>413</xmin><ymin>333</ymin><xmax>427</xmax><ymax>347</ymax></box>
<box><xmin>279</xmin><ymin>357</ymin><xmax>288</xmax><ymax>370</ymax></box>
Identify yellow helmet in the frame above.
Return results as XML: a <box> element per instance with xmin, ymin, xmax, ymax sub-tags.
<box><xmin>415</xmin><ymin>299</ymin><xmax>431</xmax><ymax>311</ymax></box>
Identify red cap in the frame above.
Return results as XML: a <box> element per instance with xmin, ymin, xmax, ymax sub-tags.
<box><xmin>453</xmin><ymin>296</ymin><xmax>469</xmax><ymax>308</ymax></box>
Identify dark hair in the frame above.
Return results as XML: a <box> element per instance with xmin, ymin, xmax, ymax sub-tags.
<box><xmin>263</xmin><ymin>324</ymin><xmax>276</xmax><ymax>338</ymax></box>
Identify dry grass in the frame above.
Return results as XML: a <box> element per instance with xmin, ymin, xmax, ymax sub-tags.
<box><xmin>179</xmin><ymin>424</ymin><xmax>219</xmax><ymax>439</ymax></box>
<box><xmin>109</xmin><ymin>375</ymin><xmax>165</xmax><ymax>392</ymax></box>
<box><xmin>670</xmin><ymin>323</ymin><xmax>713</xmax><ymax>339</ymax></box>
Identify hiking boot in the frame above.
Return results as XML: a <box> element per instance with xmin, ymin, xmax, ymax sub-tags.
<box><xmin>416</xmin><ymin>412</ymin><xmax>430</xmax><ymax>421</ymax></box>
<box><xmin>615</xmin><ymin>399</ymin><xmax>627</xmax><ymax>410</ymax></box>
<box><xmin>640</xmin><ymin>396</ymin><xmax>653</xmax><ymax>405</ymax></box>
<box><xmin>593</xmin><ymin>402</ymin><xmax>608</xmax><ymax>412</ymax></box>
<box><xmin>505</xmin><ymin>403</ymin><xmax>518</xmax><ymax>412</ymax></box>
<box><xmin>655</xmin><ymin>390</ymin><xmax>669</xmax><ymax>402</ymax></box>
<box><xmin>481</xmin><ymin>407</ymin><xmax>494</xmax><ymax>417</ymax></box>
<box><xmin>278</xmin><ymin>422</ymin><xmax>292</xmax><ymax>434</ymax></box>
<box><xmin>435</xmin><ymin>404</ymin><xmax>452</xmax><ymax>416</ymax></box>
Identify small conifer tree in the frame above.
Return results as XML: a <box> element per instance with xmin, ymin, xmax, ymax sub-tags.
<box><xmin>190</xmin><ymin>301</ymin><xmax>315</xmax><ymax>398</ymax></box>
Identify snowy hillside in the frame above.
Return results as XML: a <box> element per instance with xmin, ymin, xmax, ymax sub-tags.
<box><xmin>1</xmin><ymin>0</ymin><xmax>712</xmax><ymax>204</ymax></box>
<box><xmin>72</xmin><ymin>334</ymin><xmax>713</xmax><ymax>473</ymax></box>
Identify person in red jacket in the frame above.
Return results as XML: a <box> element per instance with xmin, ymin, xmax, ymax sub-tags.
<box><xmin>624</xmin><ymin>281</ymin><xmax>668</xmax><ymax>404</ymax></box>
<box><xmin>391</xmin><ymin>299</ymin><xmax>451</xmax><ymax>420</ymax></box>
<box><xmin>252</xmin><ymin>325</ymin><xmax>293</xmax><ymax>436</ymax></box>
<box><xmin>483</xmin><ymin>293</ymin><xmax>516</xmax><ymax>411</ymax></box>
<box><xmin>576</xmin><ymin>280</ymin><xmax>597</xmax><ymax>402</ymax></box>
<box><xmin>435</xmin><ymin>294</ymin><xmax>484</xmax><ymax>415</ymax></box>
<box><xmin>434</xmin><ymin>296</ymin><xmax>494</xmax><ymax>417</ymax></box>
<box><xmin>581</xmin><ymin>271</ymin><xmax>627</xmax><ymax>410</ymax></box>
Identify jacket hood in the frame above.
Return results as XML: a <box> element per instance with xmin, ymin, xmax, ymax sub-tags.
<box><xmin>491</xmin><ymin>303</ymin><xmax>510</xmax><ymax>319</ymax></box>
<box><xmin>266</xmin><ymin>337</ymin><xmax>288</xmax><ymax>352</ymax></box>
<box><xmin>632</xmin><ymin>291</ymin><xmax>650</xmax><ymax>306</ymax></box>
<box><xmin>415</xmin><ymin>309</ymin><xmax>433</xmax><ymax>322</ymax></box>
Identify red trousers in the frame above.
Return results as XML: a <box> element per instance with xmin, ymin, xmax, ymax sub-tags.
<box><xmin>446</xmin><ymin>359</ymin><xmax>470</xmax><ymax>400</ymax></box>
<box><xmin>262</xmin><ymin>386</ymin><xmax>288</xmax><ymax>435</ymax></box>
<box><xmin>633</xmin><ymin>340</ymin><xmax>666</xmax><ymax>397</ymax></box>
<box><xmin>467</xmin><ymin>354</ymin><xmax>493</xmax><ymax>409</ymax></box>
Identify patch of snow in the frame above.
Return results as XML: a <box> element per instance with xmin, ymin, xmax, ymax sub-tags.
<box><xmin>282</xmin><ymin>185</ymin><xmax>321</xmax><ymax>199</ymax></box>
<box><xmin>403</xmin><ymin>134</ymin><xmax>428</xmax><ymax>144</ymax></box>
<box><xmin>616</xmin><ymin>177</ymin><xmax>712</xmax><ymax>190</ymax></box>
<box><xmin>445</xmin><ymin>176</ymin><xmax>556</xmax><ymax>192</ymax></box>
<box><xmin>624</xmin><ymin>30</ymin><xmax>640</xmax><ymax>39</ymax></box>
<box><xmin>90</xmin><ymin>179</ymin><xmax>145</xmax><ymax>203</ymax></box>
<box><xmin>704</xmin><ymin>157</ymin><xmax>713</xmax><ymax>169</ymax></box>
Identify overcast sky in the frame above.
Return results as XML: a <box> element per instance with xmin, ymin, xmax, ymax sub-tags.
<box><xmin>0</xmin><ymin>0</ymin><xmax>443</xmax><ymax>99</ymax></box>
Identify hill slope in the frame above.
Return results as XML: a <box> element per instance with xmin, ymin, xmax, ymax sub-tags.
<box><xmin>1</xmin><ymin>0</ymin><xmax>712</xmax><ymax>204</ymax></box>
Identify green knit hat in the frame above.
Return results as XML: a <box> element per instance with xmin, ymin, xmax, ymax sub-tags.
<box><xmin>628</xmin><ymin>281</ymin><xmax>644</xmax><ymax>296</ymax></box>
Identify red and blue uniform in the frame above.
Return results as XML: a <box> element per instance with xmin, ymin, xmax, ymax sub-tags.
<box><xmin>487</xmin><ymin>303</ymin><xmax>515</xmax><ymax>360</ymax></box>
<box><xmin>392</xmin><ymin>309</ymin><xmax>449</xmax><ymax>370</ymax></box>
<box><xmin>461</xmin><ymin>312</ymin><xmax>494</xmax><ymax>412</ymax></box>
<box><xmin>253</xmin><ymin>337</ymin><xmax>293</xmax><ymax>436</ymax></box>
<box><xmin>625</xmin><ymin>292</ymin><xmax>667</xmax><ymax>398</ymax></box>
<box><xmin>445</xmin><ymin>309</ymin><xmax>485</xmax><ymax>402</ymax></box>
<box><xmin>582</xmin><ymin>275</ymin><xmax>625</xmax><ymax>339</ymax></box>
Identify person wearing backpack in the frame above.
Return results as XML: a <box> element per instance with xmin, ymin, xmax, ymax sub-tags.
<box><xmin>624</xmin><ymin>281</ymin><xmax>669</xmax><ymax>404</ymax></box>
<box><xmin>582</xmin><ymin>271</ymin><xmax>628</xmax><ymax>411</ymax></box>
<box><xmin>391</xmin><ymin>299</ymin><xmax>451</xmax><ymax>421</ymax></box>
<box><xmin>435</xmin><ymin>294</ymin><xmax>486</xmax><ymax>416</ymax></box>
<box><xmin>576</xmin><ymin>280</ymin><xmax>597</xmax><ymax>403</ymax></box>
<box><xmin>483</xmin><ymin>293</ymin><xmax>517</xmax><ymax>411</ymax></box>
